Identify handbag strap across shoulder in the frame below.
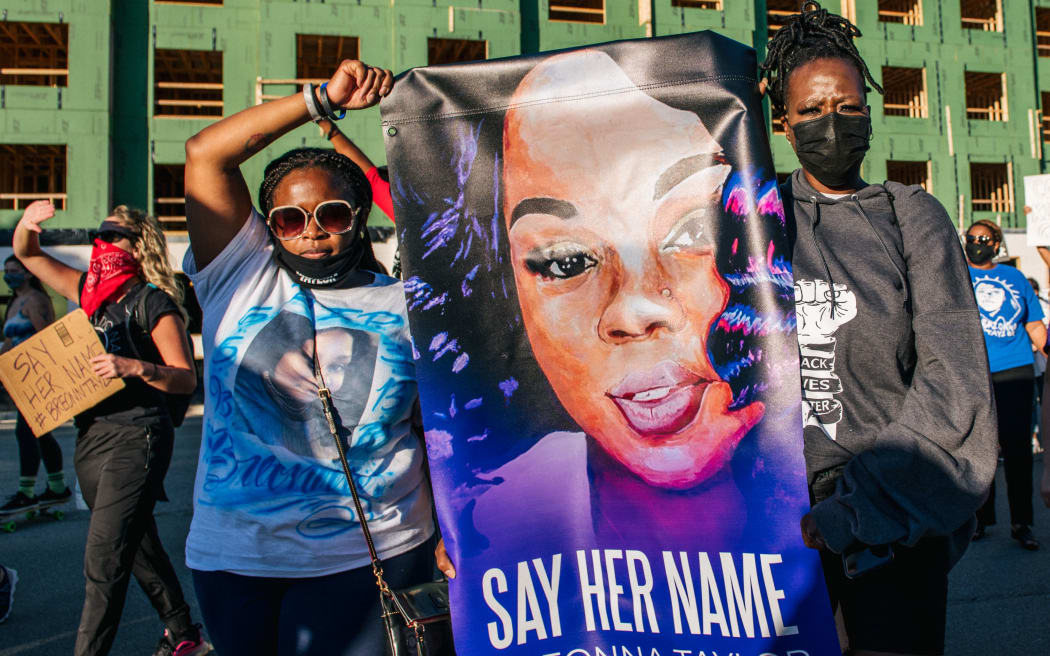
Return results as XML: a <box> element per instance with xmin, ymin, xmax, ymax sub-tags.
<box><xmin>310</xmin><ymin>317</ymin><xmax>391</xmax><ymax>595</ymax></box>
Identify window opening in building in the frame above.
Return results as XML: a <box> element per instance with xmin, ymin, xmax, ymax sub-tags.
<box><xmin>882</xmin><ymin>66</ymin><xmax>927</xmax><ymax>118</ymax></box>
<box><xmin>771</xmin><ymin>115</ymin><xmax>787</xmax><ymax>136</ymax></box>
<box><xmin>154</xmin><ymin>164</ymin><xmax>187</xmax><ymax>233</ymax></box>
<box><xmin>878</xmin><ymin>0</ymin><xmax>922</xmax><ymax>25</ymax></box>
<box><xmin>0</xmin><ymin>21</ymin><xmax>69</xmax><ymax>87</ymax></box>
<box><xmin>767</xmin><ymin>0</ymin><xmax>799</xmax><ymax>33</ymax></box>
<box><xmin>154</xmin><ymin>49</ymin><xmax>223</xmax><ymax>118</ymax></box>
<box><xmin>965</xmin><ymin>71</ymin><xmax>1007</xmax><ymax>121</ymax></box>
<box><xmin>1037</xmin><ymin>9</ymin><xmax>1050</xmax><ymax>58</ymax></box>
<box><xmin>970</xmin><ymin>162</ymin><xmax>1013</xmax><ymax>213</ymax></box>
<box><xmin>886</xmin><ymin>160</ymin><xmax>932</xmax><ymax>191</ymax></box>
<box><xmin>549</xmin><ymin>1</ymin><xmax>605</xmax><ymax>24</ymax></box>
<box><xmin>0</xmin><ymin>145</ymin><xmax>67</xmax><ymax>210</ymax></box>
<box><xmin>427</xmin><ymin>38</ymin><xmax>487</xmax><ymax>66</ymax></box>
<box><xmin>297</xmin><ymin>34</ymin><xmax>360</xmax><ymax>80</ymax></box>
<box><xmin>671</xmin><ymin>0</ymin><xmax>722</xmax><ymax>9</ymax></box>
<box><xmin>1042</xmin><ymin>92</ymin><xmax>1050</xmax><ymax>141</ymax></box>
<box><xmin>960</xmin><ymin>0</ymin><xmax>1003</xmax><ymax>32</ymax></box>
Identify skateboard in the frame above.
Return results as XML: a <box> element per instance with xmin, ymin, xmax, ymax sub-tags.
<box><xmin>0</xmin><ymin>499</ymin><xmax>69</xmax><ymax>533</ymax></box>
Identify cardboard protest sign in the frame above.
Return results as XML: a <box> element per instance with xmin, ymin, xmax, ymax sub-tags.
<box><xmin>0</xmin><ymin>309</ymin><xmax>124</xmax><ymax>436</ymax></box>
<box><xmin>382</xmin><ymin>32</ymin><xmax>839</xmax><ymax>656</ymax></box>
<box><xmin>1025</xmin><ymin>174</ymin><xmax>1050</xmax><ymax>246</ymax></box>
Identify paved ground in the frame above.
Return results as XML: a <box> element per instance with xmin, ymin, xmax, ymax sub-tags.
<box><xmin>0</xmin><ymin>417</ymin><xmax>1047</xmax><ymax>655</ymax></box>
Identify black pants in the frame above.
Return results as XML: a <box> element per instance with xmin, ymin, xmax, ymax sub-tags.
<box><xmin>73</xmin><ymin>420</ymin><xmax>193</xmax><ymax>656</ymax></box>
<box><xmin>978</xmin><ymin>365</ymin><xmax>1035</xmax><ymax>528</ymax></box>
<box><xmin>15</xmin><ymin>412</ymin><xmax>63</xmax><ymax>478</ymax></box>
<box><xmin>192</xmin><ymin>536</ymin><xmax>436</xmax><ymax>656</ymax></box>
<box><xmin>821</xmin><ymin>536</ymin><xmax>950</xmax><ymax>654</ymax></box>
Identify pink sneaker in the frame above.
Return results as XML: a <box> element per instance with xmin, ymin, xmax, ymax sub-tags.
<box><xmin>153</xmin><ymin>624</ymin><xmax>211</xmax><ymax>656</ymax></box>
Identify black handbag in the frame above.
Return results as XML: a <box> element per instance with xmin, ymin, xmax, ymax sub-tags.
<box><xmin>311</xmin><ymin>333</ymin><xmax>455</xmax><ymax>656</ymax></box>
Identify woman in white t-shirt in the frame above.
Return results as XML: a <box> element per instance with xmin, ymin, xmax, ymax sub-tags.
<box><xmin>182</xmin><ymin>60</ymin><xmax>434</xmax><ymax>655</ymax></box>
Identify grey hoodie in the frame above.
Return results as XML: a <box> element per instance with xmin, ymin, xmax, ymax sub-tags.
<box><xmin>783</xmin><ymin>169</ymin><xmax>998</xmax><ymax>559</ymax></box>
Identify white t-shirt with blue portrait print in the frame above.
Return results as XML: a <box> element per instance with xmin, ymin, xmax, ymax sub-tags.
<box><xmin>183</xmin><ymin>211</ymin><xmax>432</xmax><ymax>577</ymax></box>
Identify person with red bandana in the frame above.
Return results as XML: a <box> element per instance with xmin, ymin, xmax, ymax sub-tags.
<box><xmin>12</xmin><ymin>201</ymin><xmax>208</xmax><ymax>656</ymax></box>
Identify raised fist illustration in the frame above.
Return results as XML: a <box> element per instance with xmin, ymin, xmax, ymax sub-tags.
<box><xmin>794</xmin><ymin>279</ymin><xmax>857</xmax><ymax>346</ymax></box>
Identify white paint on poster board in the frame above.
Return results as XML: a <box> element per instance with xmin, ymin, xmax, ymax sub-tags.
<box><xmin>1024</xmin><ymin>174</ymin><xmax>1050</xmax><ymax>246</ymax></box>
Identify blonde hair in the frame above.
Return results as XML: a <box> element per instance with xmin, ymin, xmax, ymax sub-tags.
<box><xmin>109</xmin><ymin>205</ymin><xmax>186</xmax><ymax>320</ymax></box>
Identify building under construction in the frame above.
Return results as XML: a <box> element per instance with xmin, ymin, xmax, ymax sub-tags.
<box><xmin>2</xmin><ymin>0</ymin><xmax>1049</xmax><ymax>271</ymax></box>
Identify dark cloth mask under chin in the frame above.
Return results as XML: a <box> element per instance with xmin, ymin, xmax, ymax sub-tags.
<box><xmin>271</xmin><ymin>229</ymin><xmax>373</xmax><ymax>289</ymax></box>
<box><xmin>790</xmin><ymin>112</ymin><xmax>871</xmax><ymax>189</ymax></box>
<box><xmin>965</xmin><ymin>242</ymin><xmax>996</xmax><ymax>266</ymax></box>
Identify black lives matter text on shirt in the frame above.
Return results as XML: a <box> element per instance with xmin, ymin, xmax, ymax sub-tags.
<box><xmin>77</xmin><ymin>274</ymin><xmax>181</xmax><ymax>427</ymax></box>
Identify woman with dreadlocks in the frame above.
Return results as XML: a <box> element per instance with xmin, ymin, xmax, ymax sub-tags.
<box><xmin>182</xmin><ymin>61</ymin><xmax>435</xmax><ymax>655</ymax></box>
<box><xmin>760</xmin><ymin>3</ymin><xmax>996</xmax><ymax>654</ymax></box>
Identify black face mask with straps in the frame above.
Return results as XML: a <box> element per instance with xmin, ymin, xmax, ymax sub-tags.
<box><xmin>270</xmin><ymin>226</ymin><xmax>373</xmax><ymax>289</ymax></box>
<box><xmin>965</xmin><ymin>242</ymin><xmax>996</xmax><ymax>265</ymax></box>
<box><xmin>791</xmin><ymin>112</ymin><xmax>872</xmax><ymax>189</ymax></box>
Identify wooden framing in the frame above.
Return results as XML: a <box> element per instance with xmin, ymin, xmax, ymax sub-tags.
<box><xmin>296</xmin><ymin>34</ymin><xmax>360</xmax><ymax>81</ymax></box>
<box><xmin>970</xmin><ymin>162</ymin><xmax>1013</xmax><ymax>213</ymax></box>
<box><xmin>877</xmin><ymin>0</ymin><xmax>922</xmax><ymax>26</ymax></box>
<box><xmin>427</xmin><ymin>38</ymin><xmax>488</xmax><ymax>66</ymax></box>
<box><xmin>766</xmin><ymin>0</ymin><xmax>798</xmax><ymax>33</ymax></box>
<box><xmin>549</xmin><ymin>1</ymin><xmax>605</xmax><ymax>24</ymax></box>
<box><xmin>886</xmin><ymin>160</ymin><xmax>932</xmax><ymax>192</ymax></box>
<box><xmin>255</xmin><ymin>77</ymin><xmax>326</xmax><ymax>105</ymax></box>
<box><xmin>0</xmin><ymin>145</ymin><xmax>67</xmax><ymax>210</ymax></box>
<box><xmin>671</xmin><ymin>0</ymin><xmax>722</xmax><ymax>9</ymax></box>
<box><xmin>965</xmin><ymin>71</ymin><xmax>1008</xmax><ymax>122</ymax></box>
<box><xmin>1037</xmin><ymin>9</ymin><xmax>1050</xmax><ymax>58</ymax></box>
<box><xmin>153</xmin><ymin>164</ymin><xmax>187</xmax><ymax>233</ymax></box>
<box><xmin>154</xmin><ymin>49</ymin><xmax>223</xmax><ymax>118</ymax></box>
<box><xmin>960</xmin><ymin>0</ymin><xmax>1003</xmax><ymax>32</ymax></box>
<box><xmin>882</xmin><ymin>66</ymin><xmax>928</xmax><ymax>118</ymax></box>
<box><xmin>0</xmin><ymin>21</ymin><xmax>69</xmax><ymax>87</ymax></box>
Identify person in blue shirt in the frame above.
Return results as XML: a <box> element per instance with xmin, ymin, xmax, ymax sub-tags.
<box><xmin>966</xmin><ymin>219</ymin><xmax>1045</xmax><ymax>549</ymax></box>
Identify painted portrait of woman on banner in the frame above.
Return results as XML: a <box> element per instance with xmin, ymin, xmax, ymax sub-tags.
<box><xmin>382</xmin><ymin>32</ymin><xmax>839</xmax><ymax>656</ymax></box>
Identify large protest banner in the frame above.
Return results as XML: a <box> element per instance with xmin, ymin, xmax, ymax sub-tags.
<box><xmin>0</xmin><ymin>309</ymin><xmax>123</xmax><ymax>436</ymax></box>
<box><xmin>382</xmin><ymin>32</ymin><xmax>839</xmax><ymax>655</ymax></box>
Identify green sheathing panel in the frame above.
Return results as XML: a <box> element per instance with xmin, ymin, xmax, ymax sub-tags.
<box><xmin>6</xmin><ymin>0</ymin><xmax>1047</xmax><ymax>234</ymax></box>
<box><xmin>111</xmin><ymin>0</ymin><xmax>149</xmax><ymax>210</ymax></box>
<box><xmin>1</xmin><ymin>0</ymin><xmax>112</xmax><ymax>229</ymax></box>
<box><xmin>148</xmin><ymin>0</ymin><xmax>256</xmax><ymax>225</ymax></box>
<box><xmin>535</xmin><ymin>0</ymin><xmax>647</xmax><ymax>51</ymax></box>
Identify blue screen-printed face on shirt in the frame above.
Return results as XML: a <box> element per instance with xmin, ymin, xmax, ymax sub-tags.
<box><xmin>233</xmin><ymin>309</ymin><xmax>379</xmax><ymax>458</ymax></box>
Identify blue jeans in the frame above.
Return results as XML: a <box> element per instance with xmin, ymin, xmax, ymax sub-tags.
<box><xmin>192</xmin><ymin>535</ymin><xmax>436</xmax><ymax>656</ymax></box>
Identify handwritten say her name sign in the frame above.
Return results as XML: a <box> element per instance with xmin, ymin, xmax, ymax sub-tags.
<box><xmin>0</xmin><ymin>310</ymin><xmax>123</xmax><ymax>436</ymax></box>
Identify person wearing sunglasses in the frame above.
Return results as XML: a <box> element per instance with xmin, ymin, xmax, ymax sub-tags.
<box><xmin>12</xmin><ymin>201</ymin><xmax>207</xmax><ymax>656</ymax></box>
<box><xmin>181</xmin><ymin>61</ymin><xmax>434</xmax><ymax>656</ymax></box>
<box><xmin>965</xmin><ymin>219</ymin><xmax>1045</xmax><ymax>551</ymax></box>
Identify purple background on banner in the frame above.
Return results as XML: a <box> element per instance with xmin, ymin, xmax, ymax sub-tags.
<box><xmin>382</xmin><ymin>31</ymin><xmax>840</xmax><ymax>656</ymax></box>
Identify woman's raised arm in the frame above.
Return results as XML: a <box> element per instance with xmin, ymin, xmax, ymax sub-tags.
<box><xmin>184</xmin><ymin>60</ymin><xmax>392</xmax><ymax>269</ymax></box>
<box><xmin>13</xmin><ymin>200</ymin><xmax>84</xmax><ymax>303</ymax></box>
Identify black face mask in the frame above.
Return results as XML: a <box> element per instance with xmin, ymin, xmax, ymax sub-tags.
<box><xmin>790</xmin><ymin>112</ymin><xmax>871</xmax><ymax>189</ymax></box>
<box><xmin>271</xmin><ymin>227</ymin><xmax>373</xmax><ymax>289</ymax></box>
<box><xmin>965</xmin><ymin>242</ymin><xmax>996</xmax><ymax>265</ymax></box>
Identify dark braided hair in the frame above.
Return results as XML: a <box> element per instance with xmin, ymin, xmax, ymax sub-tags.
<box><xmin>258</xmin><ymin>147</ymin><xmax>384</xmax><ymax>273</ymax></box>
<box><xmin>258</xmin><ymin>147</ymin><xmax>372</xmax><ymax>216</ymax></box>
<box><xmin>760</xmin><ymin>1</ymin><xmax>883</xmax><ymax>119</ymax></box>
